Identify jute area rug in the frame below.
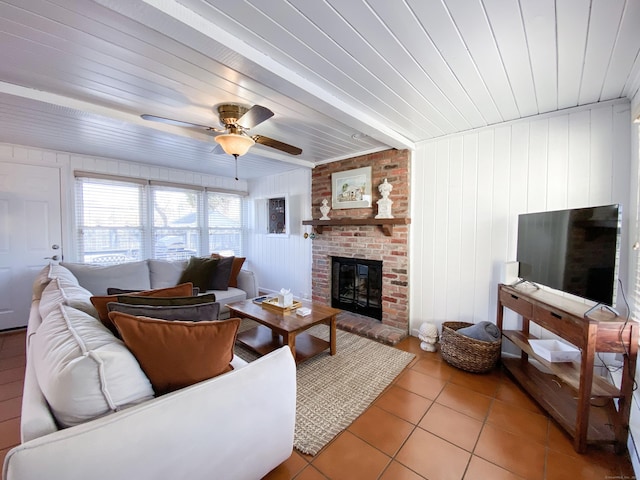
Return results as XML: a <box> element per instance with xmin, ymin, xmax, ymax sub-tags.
<box><xmin>234</xmin><ymin>320</ymin><xmax>415</xmax><ymax>456</ymax></box>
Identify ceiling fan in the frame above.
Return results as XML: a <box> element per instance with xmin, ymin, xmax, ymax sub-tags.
<box><xmin>141</xmin><ymin>104</ymin><xmax>302</xmax><ymax>179</ymax></box>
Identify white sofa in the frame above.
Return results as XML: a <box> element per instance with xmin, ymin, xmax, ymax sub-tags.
<box><xmin>60</xmin><ymin>259</ymin><xmax>260</xmax><ymax>319</ymax></box>
<box><xmin>3</xmin><ymin>261</ymin><xmax>297</xmax><ymax>480</ymax></box>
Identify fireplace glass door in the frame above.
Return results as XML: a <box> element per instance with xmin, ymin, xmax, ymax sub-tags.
<box><xmin>331</xmin><ymin>257</ymin><xmax>382</xmax><ymax>320</ymax></box>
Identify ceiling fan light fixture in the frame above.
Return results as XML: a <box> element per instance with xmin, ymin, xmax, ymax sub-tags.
<box><xmin>214</xmin><ymin>133</ymin><xmax>255</xmax><ymax>156</ymax></box>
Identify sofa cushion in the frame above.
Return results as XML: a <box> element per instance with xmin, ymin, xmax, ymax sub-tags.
<box><xmin>39</xmin><ymin>277</ymin><xmax>98</xmax><ymax>320</ymax></box>
<box><xmin>107</xmin><ymin>301</ymin><xmax>220</xmax><ymax>322</ymax></box>
<box><xmin>209</xmin><ymin>256</ymin><xmax>234</xmax><ymax>290</ymax></box>
<box><xmin>48</xmin><ymin>263</ymin><xmax>82</xmax><ymax>285</ymax></box>
<box><xmin>31</xmin><ymin>304</ymin><xmax>154</xmax><ymax>428</ymax></box>
<box><xmin>32</xmin><ymin>264</ymin><xmax>53</xmax><ymax>301</ymax></box>
<box><xmin>61</xmin><ymin>261</ymin><xmax>151</xmax><ymax>296</ymax></box>
<box><xmin>210</xmin><ymin>288</ymin><xmax>245</xmax><ymax>305</ymax></box>
<box><xmin>109</xmin><ymin>313</ymin><xmax>240</xmax><ymax>395</ymax></box>
<box><xmin>178</xmin><ymin>256</ymin><xmax>219</xmax><ymax>291</ymax></box>
<box><xmin>90</xmin><ymin>283</ymin><xmax>195</xmax><ymax>328</ymax></box>
<box><xmin>148</xmin><ymin>259</ymin><xmax>188</xmax><ymax>289</ymax></box>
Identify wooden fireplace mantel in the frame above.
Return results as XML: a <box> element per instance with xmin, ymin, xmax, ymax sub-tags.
<box><xmin>302</xmin><ymin>218</ymin><xmax>410</xmax><ymax>236</ymax></box>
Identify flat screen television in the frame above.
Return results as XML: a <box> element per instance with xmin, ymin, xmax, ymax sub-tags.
<box><xmin>516</xmin><ymin>204</ymin><xmax>621</xmax><ymax>306</ymax></box>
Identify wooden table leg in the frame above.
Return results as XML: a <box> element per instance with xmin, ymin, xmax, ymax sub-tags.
<box><xmin>284</xmin><ymin>332</ymin><xmax>296</xmax><ymax>360</ymax></box>
<box><xmin>329</xmin><ymin>315</ymin><xmax>336</xmax><ymax>355</ymax></box>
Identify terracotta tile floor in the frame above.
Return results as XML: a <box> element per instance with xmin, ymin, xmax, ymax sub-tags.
<box><xmin>0</xmin><ymin>329</ymin><xmax>635</xmax><ymax>480</ymax></box>
<box><xmin>264</xmin><ymin>337</ymin><xmax>635</xmax><ymax>480</ymax></box>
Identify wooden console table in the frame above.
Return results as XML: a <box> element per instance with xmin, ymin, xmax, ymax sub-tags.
<box><xmin>496</xmin><ymin>283</ymin><xmax>638</xmax><ymax>453</ymax></box>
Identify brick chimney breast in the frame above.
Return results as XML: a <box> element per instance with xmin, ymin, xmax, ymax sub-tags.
<box><xmin>309</xmin><ymin>149</ymin><xmax>410</xmax><ymax>335</ymax></box>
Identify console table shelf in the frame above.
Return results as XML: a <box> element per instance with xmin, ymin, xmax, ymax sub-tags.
<box><xmin>501</xmin><ymin>357</ymin><xmax>618</xmax><ymax>444</ymax></box>
<box><xmin>497</xmin><ymin>283</ymin><xmax>638</xmax><ymax>453</ymax></box>
<box><xmin>502</xmin><ymin>330</ymin><xmax>621</xmax><ymax>397</ymax></box>
<box><xmin>302</xmin><ymin>218</ymin><xmax>410</xmax><ymax>236</ymax></box>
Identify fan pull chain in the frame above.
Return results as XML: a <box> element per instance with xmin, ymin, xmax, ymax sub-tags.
<box><xmin>233</xmin><ymin>154</ymin><xmax>239</xmax><ymax>181</ymax></box>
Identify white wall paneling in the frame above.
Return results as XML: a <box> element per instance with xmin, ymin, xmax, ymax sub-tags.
<box><xmin>0</xmin><ymin>143</ymin><xmax>248</xmax><ymax>264</ymax></box>
<box><xmin>410</xmin><ymin>99</ymin><xmax>632</xmax><ymax>335</ymax></box>
<box><xmin>246</xmin><ymin>168</ymin><xmax>312</xmax><ymax>298</ymax></box>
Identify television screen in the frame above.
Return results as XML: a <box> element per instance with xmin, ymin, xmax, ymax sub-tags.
<box><xmin>516</xmin><ymin>204</ymin><xmax>621</xmax><ymax>306</ymax></box>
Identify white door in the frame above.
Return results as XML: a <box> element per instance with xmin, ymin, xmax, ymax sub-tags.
<box><xmin>0</xmin><ymin>162</ymin><xmax>62</xmax><ymax>330</ymax></box>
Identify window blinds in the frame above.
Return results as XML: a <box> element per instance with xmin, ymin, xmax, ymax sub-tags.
<box><xmin>74</xmin><ymin>176</ymin><xmax>146</xmax><ymax>263</ymax></box>
<box><xmin>74</xmin><ymin>173</ymin><xmax>245</xmax><ymax>263</ymax></box>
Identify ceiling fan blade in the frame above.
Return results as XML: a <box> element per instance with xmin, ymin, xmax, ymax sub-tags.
<box><xmin>252</xmin><ymin>135</ymin><xmax>302</xmax><ymax>155</ymax></box>
<box><xmin>140</xmin><ymin>114</ymin><xmax>222</xmax><ymax>131</ymax></box>
<box><xmin>237</xmin><ymin>105</ymin><xmax>274</xmax><ymax>129</ymax></box>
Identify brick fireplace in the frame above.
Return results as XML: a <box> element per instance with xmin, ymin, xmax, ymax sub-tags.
<box><xmin>309</xmin><ymin>149</ymin><xmax>410</xmax><ymax>345</ymax></box>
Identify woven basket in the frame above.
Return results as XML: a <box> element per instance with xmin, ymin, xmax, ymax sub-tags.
<box><xmin>440</xmin><ymin>321</ymin><xmax>501</xmax><ymax>373</ymax></box>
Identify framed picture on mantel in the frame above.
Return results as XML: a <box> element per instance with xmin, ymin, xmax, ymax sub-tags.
<box><xmin>332</xmin><ymin>166</ymin><xmax>372</xmax><ymax>209</ymax></box>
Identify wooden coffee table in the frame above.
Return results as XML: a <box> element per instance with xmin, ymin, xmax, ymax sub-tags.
<box><xmin>227</xmin><ymin>299</ymin><xmax>341</xmax><ymax>364</ymax></box>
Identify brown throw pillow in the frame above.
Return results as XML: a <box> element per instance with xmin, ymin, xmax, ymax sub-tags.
<box><xmin>109</xmin><ymin>313</ymin><xmax>240</xmax><ymax>395</ymax></box>
<box><xmin>90</xmin><ymin>283</ymin><xmax>195</xmax><ymax>329</ymax></box>
<box><xmin>178</xmin><ymin>257</ymin><xmax>219</xmax><ymax>291</ymax></box>
<box><xmin>228</xmin><ymin>257</ymin><xmax>246</xmax><ymax>288</ymax></box>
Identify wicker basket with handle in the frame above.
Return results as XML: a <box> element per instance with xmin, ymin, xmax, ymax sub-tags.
<box><xmin>440</xmin><ymin>321</ymin><xmax>501</xmax><ymax>373</ymax></box>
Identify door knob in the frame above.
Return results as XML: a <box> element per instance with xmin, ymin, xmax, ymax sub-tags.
<box><xmin>51</xmin><ymin>244</ymin><xmax>60</xmax><ymax>250</ymax></box>
<box><xmin>44</xmin><ymin>255</ymin><xmax>59</xmax><ymax>261</ymax></box>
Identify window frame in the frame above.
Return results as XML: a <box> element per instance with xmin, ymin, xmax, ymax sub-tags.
<box><xmin>74</xmin><ymin>172</ymin><xmax>246</xmax><ymax>264</ymax></box>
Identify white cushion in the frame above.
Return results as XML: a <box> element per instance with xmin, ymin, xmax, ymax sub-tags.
<box><xmin>209</xmin><ymin>287</ymin><xmax>247</xmax><ymax>319</ymax></box>
<box><xmin>148</xmin><ymin>259</ymin><xmax>188</xmax><ymax>289</ymax></box>
<box><xmin>32</xmin><ymin>264</ymin><xmax>53</xmax><ymax>301</ymax></box>
<box><xmin>39</xmin><ymin>277</ymin><xmax>97</xmax><ymax>319</ymax></box>
<box><xmin>31</xmin><ymin>304</ymin><xmax>154</xmax><ymax>428</ymax></box>
<box><xmin>61</xmin><ymin>261</ymin><xmax>151</xmax><ymax>295</ymax></box>
<box><xmin>48</xmin><ymin>263</ymin><xmax>81</xmax><ymax>285</ymax></box>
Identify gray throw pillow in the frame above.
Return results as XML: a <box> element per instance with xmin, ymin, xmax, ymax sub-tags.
<box><xmin>107</xmin><ymin>301</ymin><xmax>220</xmax><ymax>322</ymax></box>
<box><xmin>209</xmin><ymin>256</ymin><xmax>234</xmax><ymax>291</ymax></box>
<box><xmin>116</xmin><ymin>293</ymin><xmax>217</xmax><ymax>306</ymax></box>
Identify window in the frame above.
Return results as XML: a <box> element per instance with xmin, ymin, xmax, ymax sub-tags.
<box><xmin>152</xmin><ymin>185</ymin><xmax>202</xmax><ymax>261</ymax></box>
<box><xmin>75</xmin><ymin>177</ymin><xmax>146</xmax><ymax>264</ymax></box>
<box><xmin>208</xmin><ymin>192</ymin><xmax>243</xmax><ymax>256</ymax></box>
<box><xmin>75</xmin><ymin>174</ymin><xmax>245</xmax><ymax>264</ymax></box>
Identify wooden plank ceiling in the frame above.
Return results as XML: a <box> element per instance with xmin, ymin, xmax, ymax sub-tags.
<box><xmin>0</xmin><ymin>0</ymin><xmax>638</xmax><ymax>179</ymax></box>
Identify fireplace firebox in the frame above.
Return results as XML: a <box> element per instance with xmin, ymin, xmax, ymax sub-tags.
<box><xmin>331</xmin><ymin>257</ymin><xmax>382</xmax><ymax>320</ymax></box>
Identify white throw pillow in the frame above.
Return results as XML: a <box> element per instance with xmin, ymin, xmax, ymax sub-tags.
<box><xmin>61</xmin><ymin>261</ymin><xmax>151</xmax><ymax>295</ymax></box>
<box><xmin>39</xmin><ymin>277</ymin><xmax>98</xmax><ymax>320</ymax></box>
<box><xmin>148</xmin><ymin>259</ymin><xmax>188</xmax><ymax>289</ymax></box>
<box><xmin>31</xmin><ymin>304</ymin><xmax>154</xmax><ymax>428</ymax></box>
